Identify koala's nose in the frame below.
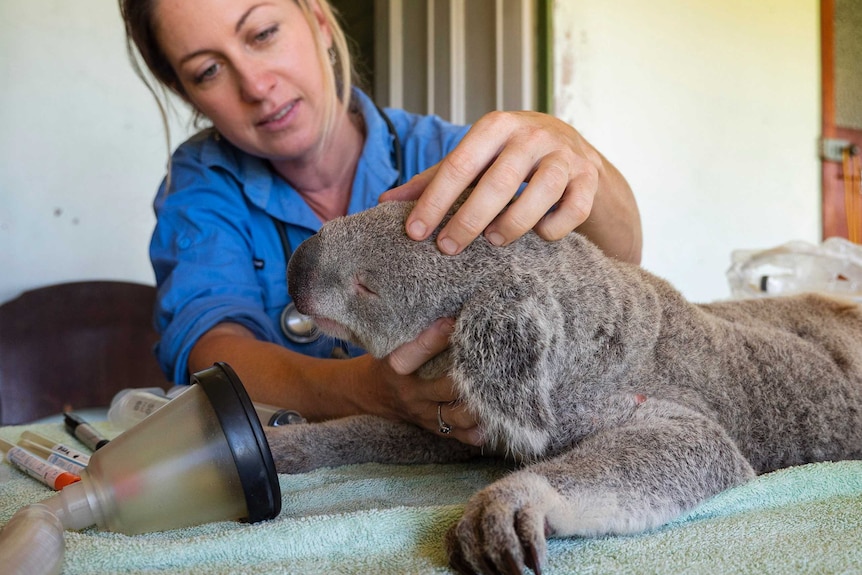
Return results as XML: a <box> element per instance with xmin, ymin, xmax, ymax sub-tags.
<box><xmin>287</xmin><ymin>233</ymin><xmax>320</xmax><ymax>313</ymax></box>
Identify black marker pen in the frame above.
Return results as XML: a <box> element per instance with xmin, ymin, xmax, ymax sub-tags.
<box><xmin>64</xmin><ymin>412</ymin><xmax>110</xmax><ymax>451</ymax></box>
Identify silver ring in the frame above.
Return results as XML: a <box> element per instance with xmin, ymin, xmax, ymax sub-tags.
<box><xmin>437</xmin><ymin>402</ymin><xmax>452</xmax><ymax>435</ymax></box>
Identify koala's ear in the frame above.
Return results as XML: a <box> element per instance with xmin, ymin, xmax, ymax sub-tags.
<box><xmin>450</xmin><ymin>275</ymin><xmax>559</xmax><ymax>393</ymax></box>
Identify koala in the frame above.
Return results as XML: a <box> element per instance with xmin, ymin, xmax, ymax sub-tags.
<box><xmin>265</xmin><ymin>199</ymin><xmax>862</xmax><ymax>575</ymax></box>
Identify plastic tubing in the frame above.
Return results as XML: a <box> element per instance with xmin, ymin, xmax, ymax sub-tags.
<box><xmin>0</xmin><ymin>504</ymin><xmax>65</xmax><ymax>575</ymax></box>
<box><xmin>0</xmin><ymin>480</ymin><xmax>99</xmax><ymax>575</ymax></box>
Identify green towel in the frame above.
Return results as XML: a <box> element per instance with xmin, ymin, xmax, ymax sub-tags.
<box><xmin>1</xmin><ymin>423</ymin><xmax>861</xmax><ymax>574</ymax></box>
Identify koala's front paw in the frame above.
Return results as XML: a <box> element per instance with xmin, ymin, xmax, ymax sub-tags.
<box><xmin>446</xmin><ymin>473</ymin><xmax>555</xmax><ymax>575</ymax></box>
<box><xmin>264</xmin><ymin>425</ymin><xmax>319</xmax><ymax>474</ymax></box>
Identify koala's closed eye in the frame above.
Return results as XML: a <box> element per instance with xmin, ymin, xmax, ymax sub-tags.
<box><xmin>353</xmin><ymin>273</ymin><xmax>378</xmax><ymax>296</ymax></box>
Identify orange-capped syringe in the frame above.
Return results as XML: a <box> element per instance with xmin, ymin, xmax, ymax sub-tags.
<box><xmin>0</xmin><ymin>438</ymin><xmax>80</xmax><ymax>490</ymax></box>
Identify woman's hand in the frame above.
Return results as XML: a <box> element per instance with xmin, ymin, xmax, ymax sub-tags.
<box><xmin>190</xmin><ymin>322</ymin><xmax>479</xmax><ymax>444</ymax></box>
<box><xmin>360</xmin><ymin>318</ymin><xmax>483</xmax><ymax>446</ymax></box>
<box><xmin>381</xmin><ymin>110</ymin><xmax>642</xmax><ymax>263</ymax></box>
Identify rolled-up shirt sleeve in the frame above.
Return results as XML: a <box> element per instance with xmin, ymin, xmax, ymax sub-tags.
<box><xmin>149</xmin><ymin>147</ymin><xmax>281</xmax><ymax>384</ymax></box>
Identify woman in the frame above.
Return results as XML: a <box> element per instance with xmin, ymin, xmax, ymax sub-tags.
<box><xmin>120</xmin><ymin>0</ymin><xmax>642</xmax><ymax>445</ymax></box>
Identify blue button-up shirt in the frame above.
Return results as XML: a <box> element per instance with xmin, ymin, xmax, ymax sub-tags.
<box><xmin>149</xmin><ymin>90</ymin><xmax>470</xmax><ymax>384</ymax></box>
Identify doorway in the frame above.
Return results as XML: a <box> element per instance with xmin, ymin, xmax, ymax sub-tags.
<box><xmin>331</xmin><ymin>0</ymin><xmax>551</xmax><ymax>123</ymax></box>
<box><xmin>821</xmin><ymin>0</ymin><xmax>862</xmax><ymax>242</ymax></box>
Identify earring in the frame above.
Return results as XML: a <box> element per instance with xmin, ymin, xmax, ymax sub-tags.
<box><xmin>328</xmin><ymin>47</ymin><xmax>337</xmax><ymax>66</ymax></box>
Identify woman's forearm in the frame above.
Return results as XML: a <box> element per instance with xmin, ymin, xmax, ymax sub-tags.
<box><xmin>575</xmin><ymin>151</ymin><xmax>642</xmax><ymax>265</ymax></box>
<box><xmin>186</xmin><ymin>322</ymin><xmax>481</xmax><ymax>445</ymax></box>
<box><xmin>188</xmin><ymin>323</ymin><xmax>368</xmax><ymax>421</ymax></box>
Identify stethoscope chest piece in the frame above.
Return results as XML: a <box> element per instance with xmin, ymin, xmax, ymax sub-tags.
<box><xmin>280</xmin><ymin>302</ymin><xmax>321</xmax><ymax>344</ymax></box>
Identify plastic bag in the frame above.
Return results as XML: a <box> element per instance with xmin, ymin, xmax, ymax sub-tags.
<box><xmin>726</xmin><ymin>237</ymin><xmax>862</xmax><ymax>301</ymax></box>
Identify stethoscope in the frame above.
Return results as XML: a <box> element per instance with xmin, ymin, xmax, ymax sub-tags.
<box><xmin>279</xmin><ymin>105</ymin><xmax>404</xmax><ymax>344</ymax></box>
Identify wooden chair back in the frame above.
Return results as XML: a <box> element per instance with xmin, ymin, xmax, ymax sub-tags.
<box><xmin>0</xmin><ymin>281</ymin><xmax>170</xmax><ymax>424</ymax></box>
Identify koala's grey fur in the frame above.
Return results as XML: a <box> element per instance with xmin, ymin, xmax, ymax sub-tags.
<box><xmin>265</xmin><ymin>199</ymin><xmax>862</xmax><ymax>575</ymax></box>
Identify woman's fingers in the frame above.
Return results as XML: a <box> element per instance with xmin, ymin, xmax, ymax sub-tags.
<box><xmin>379</xmin><ymin>163</ymin><xmax>440</xmax><ymax>205</ymax></box>
<box><xmin>431</xmin><ymin>400</ymin><xmax>484</xmax><ymax>446</ymax></box>
<box><xmin>391</xmin><ymin>111</ymin><xmax>605</xmax><ymax>254</ymax></box>
<box><xmin>386</xmin><ymin>317</ymin><xmax>454</xmax><ymax>375</ymax></box>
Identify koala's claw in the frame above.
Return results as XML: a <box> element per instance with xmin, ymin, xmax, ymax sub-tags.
<box><xmin>446</xmin><ymin>485</ymin><xmax>549</xmax><ymax>575</ymax></box>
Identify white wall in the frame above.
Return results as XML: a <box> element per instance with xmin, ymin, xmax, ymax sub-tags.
<box><xmin>554</xmin><ymin>0</ymin><xmax>821</xmax><ymax>302</ymax></box>
<box><xmin>0</xmin><ymin>0</ymin><xmax>820</xmax><ymax>305</ymax></box>
<box><xmin>0</xmin><ymin>0</ymin><xmax>194</xmax><ymax>305</ymax></box>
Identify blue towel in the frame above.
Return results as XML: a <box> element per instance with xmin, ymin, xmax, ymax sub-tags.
<box><xmin>1</xmin><ymin>423</ymin><xmax>861</xmax><ymax>574</ymax></box>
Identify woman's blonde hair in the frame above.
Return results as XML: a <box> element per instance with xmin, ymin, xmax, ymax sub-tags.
<box><xmin>119</xmin><ymin>0</ymin><xmax>356</xmax><ymax>154</ymax></box>
<box><xmin>294</xmin><ymin>0</ymin><xmax>355</xmax><ymax>141</ymax></box>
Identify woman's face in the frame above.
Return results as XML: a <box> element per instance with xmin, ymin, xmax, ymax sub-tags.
<box><xmin>153</xmin><ymin>0</ymin><xmax>333</xmax><ymax>162</ymax></box>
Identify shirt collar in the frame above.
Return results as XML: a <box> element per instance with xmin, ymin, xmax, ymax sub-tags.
<box><xmin>194</xmin><ymin>89</ymin><xmax>400</xmax><ymax>230</ymax></box>
<box><xmin>349</xmin><ymin>89</ymin><xmax>401</xmax><ymax>210</ymax></box>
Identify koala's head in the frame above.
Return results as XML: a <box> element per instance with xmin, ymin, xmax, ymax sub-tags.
<box><xmin>288</xmin><ymin>200</ymin><xmax>497</xmax><ymax>357</ymax></box>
